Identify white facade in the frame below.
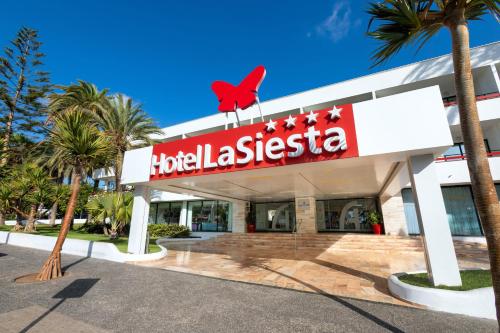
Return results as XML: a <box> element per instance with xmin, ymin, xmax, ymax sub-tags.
<box><xmin>106</xmin><ymin>42</ymin><xmax>500</xmax><ymax>285</ymax></box>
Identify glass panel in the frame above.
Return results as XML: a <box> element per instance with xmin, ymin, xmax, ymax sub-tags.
<box><xmin>189</xmin><ymin>201</ymin><xmax>203</xmax><ymax>231</ymax></box>
<box><xmin>442</xmin><ymin>186</ymin><xmax>482</xmax><ymax>236</ymax></box>
<box><xmin>156</xmin><ymin>203</ymin><xmax>170</xmax><ymax>224</ymax></box>
<box><xmin>155</xmin><ymin>202</ymin><xmax>181</xmax><ymax>225</ymax></box>
<box><xmin>496</xmin><ymin>184</ymin><xmax>500</xmax><ymax>201</ymax></box>
<box><xmin>216</xmin><ymin>201</ymin><xmax>230</xmax><ymax>232</ymax></box>
<box><xmin>200</xmin><ymin>201</ymin><xmax>217</xmax><ymax>231</ymax></box>
<box><xmin>316</xmin><ymin>198</ymin><xmax>375</xmax><ymax>232</ymax></box>
<box><xmin>401</xmin><ymin>189</ymin><xmax>420</xmax><ymax>234</ymax></box>
<box><xmin>255</xmin><ymin>202</ymin><xmax>295</xmax><ymax>231</ymax></box>
<box><xmin>167</xmin><ymin>202</ymin><xmax>182</xmax><ymax>224</ymax></box>
<box><xmin>442</xmin><ymin>144</ymin><xmax>462</xmax><ymax>158</ymax></box>
<box><xmin>187</xmin><ymin>200</ymin><xmax>231</xmax><ymax>232</ymax></box>
<box><xmin>148</xmin><ymin>203</ymin><xmax>158</xmax><ymax>224</ymax></box>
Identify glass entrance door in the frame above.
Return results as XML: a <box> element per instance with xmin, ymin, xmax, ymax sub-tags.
<box><xmin>316</xmin><ymin>198</ymin><xmax>375</xmax><ymax>232</ymax></box>
<box><xmin>254</xmin><ymin>202</ymin><xmax>295</xmax><ymax>232</ymax></box>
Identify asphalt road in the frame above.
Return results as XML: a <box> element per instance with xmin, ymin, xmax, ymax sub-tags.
<box><xmin>0</xmin><ymin>244</ymin><xmax>496</xmax><ymax>333</ymax></box>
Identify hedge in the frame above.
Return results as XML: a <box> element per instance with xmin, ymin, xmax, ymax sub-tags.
<box><xmin>148</xmin><ymin>224</ymin><xmax>191</xmax><ymax>238</ymax></box>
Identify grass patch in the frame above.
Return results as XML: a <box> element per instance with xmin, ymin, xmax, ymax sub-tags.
<box><xmin>399</xmin><ymin>270</ymin><xmax>492</xmax><ymax>291</ymax></box>
<box><xmin>0</xmin><ymin>224</ymin><xmax>161</xmax><ymax>253</ymax></box>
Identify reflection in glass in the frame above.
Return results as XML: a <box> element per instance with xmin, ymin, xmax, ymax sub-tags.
<box><xmin>316</xmin><ymin>198</ymin><xmax>376</xmax><ymax>232</ymax></box>
<box><xmin>188</xmin><ymin>200</ymin><xmax>231</xmax><ymax>232</ymax></box>
<box><xmin>255</xmin><ymin>202</ymin><xmax>295</xmax><ymax>231</ymax></box>
<box><xmin>402</xmin><ymin>186</ymin><xmax>484</xmax><ymax>236</ymax></box>
<box><xmin>151</xmin><ymin>202</ymin><xmax>182</xmax><ymax>225</ymax></box>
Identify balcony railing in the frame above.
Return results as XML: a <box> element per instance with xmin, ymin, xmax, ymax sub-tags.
<box><xmin>443</xmin><ymin>92</ymin><xmax>500</xmax><ymax>107</ymax></box>
<box><xmin>435</xmin><ymin>151</ymin><xmax>500</xmax><ymax>162</ymax></box>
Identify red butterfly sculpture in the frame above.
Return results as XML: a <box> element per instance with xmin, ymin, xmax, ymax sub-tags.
<box><xmin>211</xmin><ymin>65</ymin><xmax>266</xmax><ymax>113</ymax></box>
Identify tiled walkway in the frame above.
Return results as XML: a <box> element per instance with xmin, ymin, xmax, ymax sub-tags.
<box><xmin>132</xmin><ymin>234</ymin><xmax>490</xmax><ymax>306</ymax></box>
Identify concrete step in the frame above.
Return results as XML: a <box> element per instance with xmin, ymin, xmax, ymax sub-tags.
<box><xmin>194</xmin><ymin>233</ymin><xmax>425</xmax><ymax>252</ymax></box>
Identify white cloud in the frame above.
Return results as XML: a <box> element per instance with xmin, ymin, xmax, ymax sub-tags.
<box><xmin>315</xmin><ymin>1</ymin><xmax>360</xmax><ymax>42</ymax></box>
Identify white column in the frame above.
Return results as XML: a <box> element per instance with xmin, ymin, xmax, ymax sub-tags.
<box><xmin>179</xmin><ymin>201</ymin><xmax>188</xmax><ymax>226</ymax></box>
<box><xmin>490</xmin><ymin>64</ymin><xmax>500</xmax><ymax>91</ymax></box>
<box><xmin>127</xmin><ymin>185</ymin><xmax>151</xmax><ymax>254</ymax></box>
<box><xmin>408</xmin><ymin>154</ymin><xmax>461</xmax><ymax>286</ymax></box>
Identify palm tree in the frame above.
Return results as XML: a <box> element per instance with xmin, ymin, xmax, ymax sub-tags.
<box><xmin>93</xmin><ymin>94</ymin><xmax>161</xmax><ymax>192</ymax></box>
<box><xmin>23</xmin><ymin>166</ymin><xmax>51</xmax><ymax>233</ymax></box>
<box><xmin>86</xmin><ymin>192</ymin><xmax>133</xmax><ymax>238</ymax></box>
<box><xmin>367</xmin><ymin>0</ymin><xmax>500</xmax><ymax>322</ymax></box>
<box><xmin>48</xmin><ymin>184</ymin><xmax>70</xmax><ymax>227</ymax></box>
<box><xmin>48</xmin><ymin>80</ymin><xmax>108</xmax><ymax>119</ymax></box>
<box><xmin>37</xmin><ymin>110</ymin><xmax>111</xmax><ymax>281</ymax></box>
<box><xmin>0</xmin><ymin>182</ymin><xmax>12</xmax><ymax>226</ymax></box>
<box><xmin>8</xmin><ymin>163</ymin><xmax>42</xmax><ymax>231</ymax></box>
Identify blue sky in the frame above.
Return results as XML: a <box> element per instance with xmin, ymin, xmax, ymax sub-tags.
<box><xmin>1</xmin><ymin>0</ymin><xmax>499</xmax><ymax>128</ymax></box>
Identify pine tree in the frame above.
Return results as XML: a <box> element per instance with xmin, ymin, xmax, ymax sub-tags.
<box><xmin>0</xmin><ymin>27</ymin><xmax>51</xmax><ymax>167</ymax></box>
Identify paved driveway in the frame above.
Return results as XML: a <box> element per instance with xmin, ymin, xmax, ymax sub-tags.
<box><xmin>0</xmin><ymin>244</ymin><xmax>496</xmax><ymax>332</ymax></box>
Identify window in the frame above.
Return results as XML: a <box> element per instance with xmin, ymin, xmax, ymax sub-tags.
<box><xmin>402</xmin><ymin>186</ymin><xmax>483</xmax><ymax>236</ymax></box>
<box><xmin>254</xmin><ymin>202</ymin><xmax>295</xmax><ymax>232</ymax></box>
<box><xmin>188</xmin><ymin>200</ymin><xmax>231</xmax><ymax>232</ymax></box>
<box><xmin>149</xmin><ymin>202</ymin><xmax>182</xmax><ymax>225</ymax></box>
<box><xmin>441</xmin><ymin>140</ymin><xmax>491</xmax><ymax>160</ymax></box>
<box><xmin>316</xmin><ymin>198</ymin><xmax>376</xmax><ymax>232</ymax></box>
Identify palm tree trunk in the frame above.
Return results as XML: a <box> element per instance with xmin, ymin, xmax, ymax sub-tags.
<box><xmin>115</xmin><ymin>150</ymin><xmax>124</xmax><ymax>193</ymax></box>
<box><xmin>448</xmin><ymin>15</ymin><xmax>500</xmax><ymax>323</ymax></box>
<box><xmin>0</xmin><ymin>109</ymin><xmax>14</xmax><ymax>167</ymax></box>
<box><xmin>14</xmin><ymin>213</ymin><xmax>22</xmax><ymax>231</ymax></box>
<box><xmin>0</xmin><ymin>65</ymin><xmax>25</xmax><ymax>167</ymax></box>
<box><xmin>24</xmin><ymin>204</ymin><xmax>37</xmax><ymax>232</ymax></box>
<box><xmin>93</xmin><ymin>178</ymin><xmax>100</xmax><ymax>192</ymax></box>
<box><xmin>37</xmin><ymin>171</ymin><xmax>82</xmax><ymax>281</ymax></box>
<box><xmin>49</xmin><ymin>202</ymin><xmax>58</xmax><ymax>227</ymax></box>
<box><xmin>0</xmin><ymin>212</ymin><xmax>4</xmax><ymax>226</ymax></box>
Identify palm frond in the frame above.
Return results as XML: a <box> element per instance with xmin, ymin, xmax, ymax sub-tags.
<box><xmin>367</xmin><ymin>0</ymin><xmax>445</xmax><ymax>66</ymax></box>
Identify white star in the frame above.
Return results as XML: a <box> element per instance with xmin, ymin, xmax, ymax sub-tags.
<box><xmin>328</xmin><ymin>106</ymin><xmax>343</xmax><ymax>120</ymax></box>
<box><xmin>305</xmin><ymin>111</ymin><xmax>318</xmax><ymax>124</ymax></box>
<box><xmin>265</xmin><ymin>119</ymin><xmax>277</xmax><ymax>132</ymax></box>
<box><xmin>284</xmin><ymin>115</ymin><xmax>297</xmax><ymax>128</ymax></box>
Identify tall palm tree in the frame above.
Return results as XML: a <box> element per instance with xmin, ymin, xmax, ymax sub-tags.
<box><xmin>48</xmin><ymin>184</ymin><xmax>70</xmax><ymax>227</ymax></box>
<box><xmin>0</xmin><ymin>182</ymin><xmax>12</xmax><ymax>226</ymax></box>
<box><xmin>23</xmin><ymin>166</ymin><xmax>51</xmax><ymax>232</ymax></box>
<box><xmin>37</xmin><ymin>110</ymin><xmax>111</xmax><ymax>281</ymax></box>
<box><xmin>48</xmin><ymin>80</ymin><xmax>108</xmax><ymax>119</ymax></box>
<box><xmin>367</xmin><ymin>0</ymin><xmax>500</xmax><ymax>322</ymax></box>
<box><xmin>93</xmin><ymin>94</ymin><xmax>161</xmax><ymax>192</ymax></box>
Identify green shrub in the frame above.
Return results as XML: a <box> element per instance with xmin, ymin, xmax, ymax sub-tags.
<box><xmin>148</xmin><ymin>224</ymin><xmax>190</xmax><ymax>238</ymax></box>
<box><xmin>79</xmin><ymin>222</ymin><xmax>107</xmax><ymax>234</ymax></box>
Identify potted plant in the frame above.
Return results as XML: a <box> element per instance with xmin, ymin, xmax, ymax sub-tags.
<box><xmin>245</xmin><ymin>210</ymin><xmax>255</xmax><ymax>233</ymax></box>
<box><xmin>368</xmin><ymin>210</ymin><xmax>383</xmax><ymax>235</ymax></box>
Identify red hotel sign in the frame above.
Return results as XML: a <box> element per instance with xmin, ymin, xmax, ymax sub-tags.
<box><xmin>150</xmin><ymin>104</ymin><xmax>359</xmax><ymax>181</ymax></box>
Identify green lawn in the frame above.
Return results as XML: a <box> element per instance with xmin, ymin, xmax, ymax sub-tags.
<box><xmin>0</xmin><ymin>224</ymin><xmax>161</xmax><ymax>253</ymax></box>
<box><xmin>399</xmin><ymin>270</ymin><xmax>492</xmax><ymax>291</ymax></box>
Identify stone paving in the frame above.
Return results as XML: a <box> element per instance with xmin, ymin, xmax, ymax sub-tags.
<box><xmin>0</xmin><ymin>244</ymin><xmax>496</xmax><ymax>332</ymax></box>
<box><xmin>134</xmin><ymin>234</ymin><xmax>490</xmax><ymax>306</ymax></box>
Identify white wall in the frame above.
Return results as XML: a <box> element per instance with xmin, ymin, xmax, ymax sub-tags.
<box><xmin>354</xmin><ymin>86</ymin><xmax>452</xmax><ymax>157</ymax></box>
<box><xmin>436</xmin><ymin>157</ymin><xmax>500</xmax><ymax>185</ymax></box>
<box><xmin>446</xmin><ymin>96</ymin><xmax>500</xmax><ymax>125</ymax></box>
<box><xmin>0</xmin><ymin>231</ymin><xmax>167</xmax><ymax>263</ymax></box>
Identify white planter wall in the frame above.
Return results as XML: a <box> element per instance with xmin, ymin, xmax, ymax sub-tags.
<box><xmin>388</xmin><ymin>273</ymin><xmax>495</xmax><ymax>320</ymax></box>
<box><xmin>0</xmin><ymin>231</ymin><xmax>167</xmax><ymax>263</ymax></box>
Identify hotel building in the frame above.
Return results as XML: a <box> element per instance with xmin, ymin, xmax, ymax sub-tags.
<box><xmin>96</xmin><ymin>42</ymin><xmax>500</xmax><ymax>285</ymax></box>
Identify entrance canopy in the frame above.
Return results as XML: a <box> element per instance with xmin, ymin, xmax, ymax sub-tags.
<box><xmin>121</xmin><ymin>86</ymin><xmax>452</xmax><ymax>202</ymax></box>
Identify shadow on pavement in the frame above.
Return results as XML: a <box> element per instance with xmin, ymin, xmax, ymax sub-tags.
<box><xmin>62</xmin><ymin>256</ymin><xmax>89</xmax><ymax>271</ymax></box>
<box><xmin>18</xmin><ymin>278</ymin><xmax>99</xmax><ymax>333</ymax></box>
<box><xmin>259</xmin><ymin>264</ymin><xmax>405</xmax><ymax>333</ymax></box>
